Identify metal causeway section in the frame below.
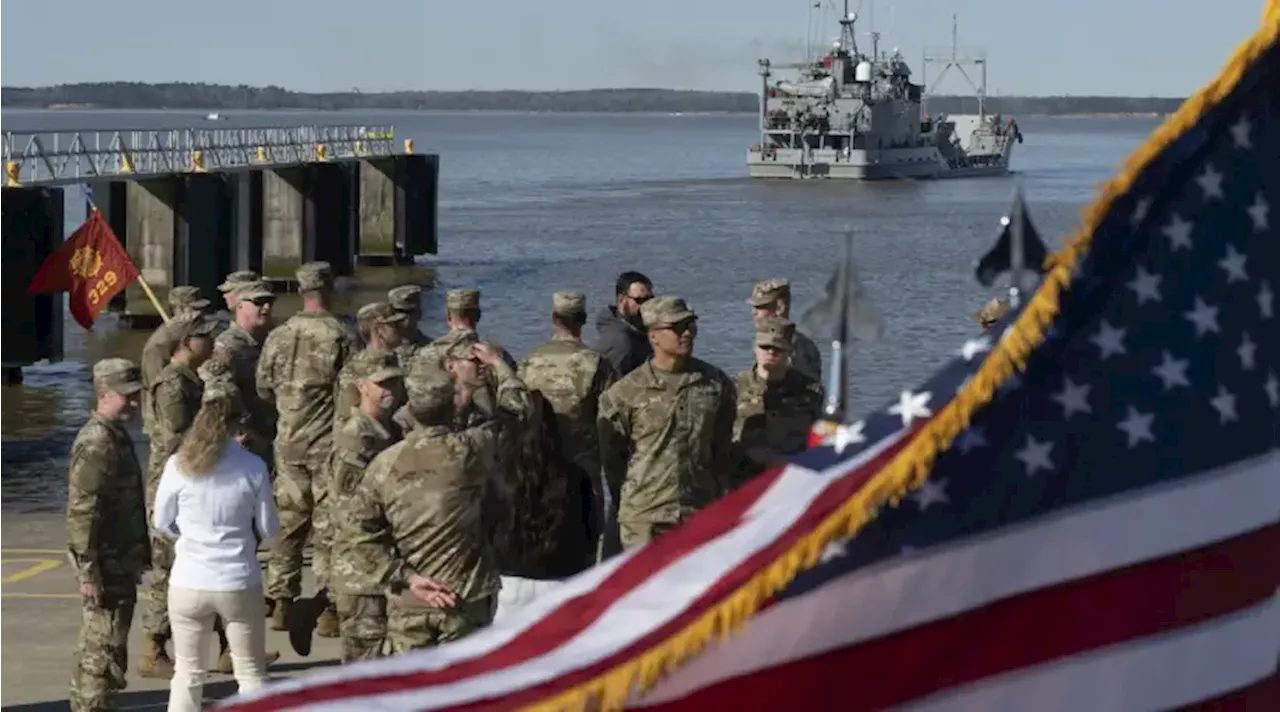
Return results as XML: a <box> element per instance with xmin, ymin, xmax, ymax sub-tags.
<box><xmin>3</xmin><ymin>125</ymin><xmax>403</xmax><ymax>187</ymax></box>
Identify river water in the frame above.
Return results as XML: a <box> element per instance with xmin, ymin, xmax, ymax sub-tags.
<box><xmin>0</xmin><ymin>109</ymin><xmax>1162</xmax><ymax>512</ymax></box>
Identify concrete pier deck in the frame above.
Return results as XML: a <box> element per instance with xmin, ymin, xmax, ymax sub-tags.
<box><xmin>2</xmin><ymin>513</ymin><xmax>339</xmax><ymax>710</ymax></box>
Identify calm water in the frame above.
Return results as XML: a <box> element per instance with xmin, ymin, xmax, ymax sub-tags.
<box><xmin>0</xmin><ymin>109</ymin><xmax>1162</xmax><ymax>512</ymax></box>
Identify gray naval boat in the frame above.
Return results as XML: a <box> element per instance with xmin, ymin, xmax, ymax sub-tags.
<box><xmin>748</xmin><ymin>5</ymin><xmax>1023</xmax><ymax>180</ymax></box>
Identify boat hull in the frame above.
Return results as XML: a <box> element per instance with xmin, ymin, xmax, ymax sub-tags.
<box><xmin>747</xmin><ymin>145</ymin><xmax>1013</xmax><ymax>180</ymax></box>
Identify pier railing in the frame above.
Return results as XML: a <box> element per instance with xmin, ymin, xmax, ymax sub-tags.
<box><xmin>3</xmin><ymin>124</ymin><xmax>406</xmax><ymax>187</ymax></box>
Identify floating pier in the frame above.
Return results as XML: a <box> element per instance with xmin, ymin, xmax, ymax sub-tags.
<box><xmin>1</xmin><ymin>124</ymin><xmax>440</xmax><ymax>370</ymax></box>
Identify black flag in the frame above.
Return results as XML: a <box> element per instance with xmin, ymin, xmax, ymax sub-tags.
<box><xmin>974</xmin><ymin>190</ymin><xmax>1049</xmax><ymax>288</ymax></box>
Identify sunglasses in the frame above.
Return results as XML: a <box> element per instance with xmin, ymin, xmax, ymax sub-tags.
<box><xmin>659</xmin><ymin>319</ymin><xmax>697</xmax><ymax>335</ymax></box>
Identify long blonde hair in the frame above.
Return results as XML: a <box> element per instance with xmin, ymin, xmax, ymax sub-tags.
<box><xmin>176</xmin><ymin>394</ymin><xmax>238</xmax><ymax>476</ymax></box>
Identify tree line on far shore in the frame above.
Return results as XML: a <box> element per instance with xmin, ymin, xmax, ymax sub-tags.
<box><xmin>0</xmin><ymin>82</ymin><xmax>1186</xmax><ymax>116</ymax></box>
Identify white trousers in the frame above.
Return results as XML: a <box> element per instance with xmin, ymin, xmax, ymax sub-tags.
<box><xmin>167</xmin><ymin>584</ymin><xmax>269</xmax><ymax>712</ymax></box>
<box><xmin>494</xmin><ymin>576</ymin><xmax>563</xmax><ymax>623</ymax></box>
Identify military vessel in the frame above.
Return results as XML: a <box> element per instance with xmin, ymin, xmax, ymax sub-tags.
<box><xmin>748</xmin><ymin>4</ymin><xmax>1023</xmax><ymax>180</ymax></box>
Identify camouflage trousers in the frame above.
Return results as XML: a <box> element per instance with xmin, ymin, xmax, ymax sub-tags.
<box><xmin>143</xmin><ymin>449</ymin><xmax>176</xmax><ymax>643</ymax></box>
<box><xmin>267</xmin><ymin>454</ymin><xmax>330</xmax><ymax>600</ymax></box>
<box><xmin>70</xmin><ymin>584</ymin><xmax>136</xmax><ymax>712</ymax></box>
<box><xmin>335</xmin><ymin>594</ymin><xmax>387</xmax><ymax>662</ymax></box>
<box><xmin>618</xmin><ymin>519</ymin><xmax>677</xmax><ymax>551</ymax></box>
<box><xmin>385</xmin><ymin>595</ymin><xmax>496</xmax><ymax>653</ymax></box>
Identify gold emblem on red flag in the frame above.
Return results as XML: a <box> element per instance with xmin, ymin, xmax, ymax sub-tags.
<box><xmin>69</xmin><ymin>246</ymin><xmax>103</xmax><ymax>280</ymax></box>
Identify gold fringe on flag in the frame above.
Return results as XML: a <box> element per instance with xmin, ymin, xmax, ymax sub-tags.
<box><xmin>523</xmin><ymin>5</ymin><xmax>1280</xmax><ymax>711</ymax></box>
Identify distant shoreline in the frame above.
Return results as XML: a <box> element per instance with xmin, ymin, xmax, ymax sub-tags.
<box><xmin>1</xmin><ymin>83</ymin><xmax>1188</xmax><ymax>117</ymax></box>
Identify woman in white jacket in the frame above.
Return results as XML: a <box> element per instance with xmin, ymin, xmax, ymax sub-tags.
<box><xmin>153</xmin><ymin>386</ymin><xmax>279</xmax><ymax>712</ymax></box>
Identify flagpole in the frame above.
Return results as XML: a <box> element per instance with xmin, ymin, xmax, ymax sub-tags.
<box><xmin>84</xmin><ymin>187</ymin><xmax>172</xmax><ymax>325</ymax></box>
<box><xmin>822</xmin><ymin>230</ymin><xmax>853</xmax><ymax>424</ymax></box>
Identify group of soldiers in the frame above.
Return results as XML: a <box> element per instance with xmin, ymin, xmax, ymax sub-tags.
<box><xmin>65</xmin><ymin>261</ymin><xmax>832</xmax><ymax>711</ymax></box>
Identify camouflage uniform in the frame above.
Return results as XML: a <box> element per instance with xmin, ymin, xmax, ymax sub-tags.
<box><xmin>328</xmin><ymin>370</ymin><xmax>404</xmax><ymax>661</ymax></box>
<box><xmin>68</xmin><ymin>359</ymin><xmax>150</xmax><ymax>712</ymax></box>
<box><xmin>333</xmin><ymin>303</ymin><xmax>408</xmax><ymax>438</ymax></box>
<box><xmin>200</xmin><ymin>281</ymin><xmax>277</xmax><ymax>465</ymax></box>
<box><xmin>350</xmin><ymin>362</ymin><xmax>532</xmax><ymax>651</ymax></box>
<box><xmin>732</xmin><ymin>318</ymin><xmax>825</xmax><ymax>487</ymax></box>
<box><xmin>388</xmin><ymin>285</ymin><xmax>432</xmax><ymax>364</ymax></box>
<box><xmin>141</xmin><ymin>318</ymin><xmax>218</xmax><ymax>646</ymax></box>
<box><xmin>209</xmin><ymin>270</ymin><xmax>261</xmax><ymax>330</ymax></box>
<box><xmin>747</xmin><ymin>279</ymin><xmax>823</xmax><ymax>382</ymax></box>
<box><xmin>140</xmin><ymin>286</ymin><xmax>211</xmax><ymax>436</ymax></box>
<box><xmin>517</xmin><ymin>291</ymin><xmax>616</xmax><ymax>565</ymax></box>
<box><xmin>256</xmin><ymin>262</ymin><xmax>361</xmax><ymax>604</ymax></box>
<box><xmin>597</xmin><ymin>297</ymin><xmax>738</xmax><ymax>552</ymax></box>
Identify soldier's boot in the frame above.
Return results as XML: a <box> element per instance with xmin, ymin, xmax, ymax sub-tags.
<box><xmin>138</xmin><ymin>637</ymin><xmax>176</xmax><ymax>679</ymax></box>
<box><xmin>270</xmin><ymin>598</ymin><xmax>294</xmax><ymax>632</ymax></box>
<box><xmin>315</xmin><ymin>606</ymin><xmax>340</xmax><ymax>638</ymax></box>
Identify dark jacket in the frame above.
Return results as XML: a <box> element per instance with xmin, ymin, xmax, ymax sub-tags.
<box><xmin>593</xmin><ymin>306</ymin><xmax>651</xmax><ymax>377</ymax></box>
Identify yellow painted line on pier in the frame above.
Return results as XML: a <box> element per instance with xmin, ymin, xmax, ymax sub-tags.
<box><xmin>1</xmin><ymin>557</ymin><xmax>64</xmax><ymax>583</ymax></box>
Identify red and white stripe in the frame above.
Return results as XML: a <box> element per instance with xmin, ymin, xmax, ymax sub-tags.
<box><xmin>630</xmin><ymin>449</ymin><xmax>1280</xmax><ymax>711</ymax></box>
<box><xmin>220</xmin><ymin>421</ymin><xmax>925</xmax><ymax>712</ymax></box>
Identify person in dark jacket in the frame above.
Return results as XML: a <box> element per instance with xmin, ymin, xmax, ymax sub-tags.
<box><xmin>593</xmin><ymin>271</ymin><xmax>654</xmax><ymax>377</ymax></box>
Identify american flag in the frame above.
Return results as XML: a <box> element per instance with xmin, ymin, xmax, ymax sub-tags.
<box><xmin>220</xmin><ymin>13</ymin><xmax>1280</xmax><ymax>712</ymax></box>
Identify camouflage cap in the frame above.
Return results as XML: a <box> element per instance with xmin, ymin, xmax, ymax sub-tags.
<box><xmin>972</xmin><ymin>297</ymin><xmax>1012</xmax><ymax>326</ymax></box>
<box><xmin>442</xmin><ymin>333</ymin><xmax>483</xmax><ymax>361</ymax></box>
<box><xmin>202</xmin><ymin>377</ymin><xmax>241</xmax><ymax>403</ymax></box>
<box><xmin>387</xmin><ymin>285</ymin><xmax>423</xmax><ymax>312</ymax></box>
<box><xmin>552</xmin><ymin>290</ymin><xmax>587</xmax><ymax>316</ymax></box>
<box><xmin>231</xmin><ymin>281</ymin><xmax>275</xmax><ymax>304</ymax></box>
<box><xmin>296</xmin><ymin>261</ymin><xmax>334</xmax><ymax>291</ymax></box>
<box><xmin>407</xmin><ymin>367</ymin><xmax>455</xmax><ymax>412</ymax></box>
<box><xmin>640</xmin><ymin>296</ymin><xmax>697</xmax><ymax>329</ymax></box>
<box><xmin>365</xmin><ymin>364</ymin><xmax>406</xmax><ymax>384</ymax></box>
<box><xmin>446</xmin><ymin>288</ymin><xmax>480</xmax><ymax>311</ymax></box>
<box><xmin>169</xmin><ymin>285</ymin><xmax>211</xmax><ymax>310</ymax></box>
<box><xmin>179</xmin><ymin>316</ymin><xmax>219</xmax><ymax>340</ymax></box>
<box><xmin>93</xmin><ymin>357</ymin><xmax>144</xmax><ymax>395</ymax></box>
<box><xmin>747</xmin><ymin>278</ymin><xmax>791</xmax><ymax>307</ymax></box>
<box><xmin>218</xmin><ymin>270</ymin><xmax>260</xmax><ymax>293</ymax></box>
<box><xmin>358</xmin><ymin>301</ymin><xmax>410</xmax><ymax>326</ymax></box>
<box><xmin>754</xmin><ymin>316</ymin><xmax>795</xmax><ymax>349</ymax></box>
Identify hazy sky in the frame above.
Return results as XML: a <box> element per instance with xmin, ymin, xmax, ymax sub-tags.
<box><xmin>0</xmin><ymin>0</ymin><xmax>1268</xmax><ymax>95</ymax></box>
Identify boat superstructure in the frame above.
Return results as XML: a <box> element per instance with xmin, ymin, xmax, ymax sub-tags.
<box><xmin>747</xmin><ymin>3</ymin><xmax>1022</xmax><ymax>180</ymax></box>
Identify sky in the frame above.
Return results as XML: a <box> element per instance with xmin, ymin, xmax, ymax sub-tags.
<box><xmin>0</xmin><ymin>0</ymin><xmax>1268</xmax><ymax>96</ymax></box>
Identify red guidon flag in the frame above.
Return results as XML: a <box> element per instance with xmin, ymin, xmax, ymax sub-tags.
<box><xmin>27</xmin><ymin>210</ymin><xmax>139</xmax><ymax>330</ymax></box>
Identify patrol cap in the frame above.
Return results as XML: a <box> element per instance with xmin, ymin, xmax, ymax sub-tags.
<box><xmin>552</xmin><ymin>291</ymin><xmax>587</xmax><ymax>316</ymax></box>
<box><xmin>387</xmin><ymin>285</ymin><xmax>423</xmax><ymax>312</ymax></box>
<box><xmin>169</xmin><ymin>285</ymin><xmax>211</xmax><ymax>310</ymax></box>
<box><xmin>442</xmin><ymin>333</ymin><xmax>483</xmax><ymax>361</ymax></box>
<box><xmin>407</xmin><ymin>368</ymin><xmax>455</xmax><ymax>412</ymax></box>
<box><xmin>179</xmin><ymin>316</ymin><xmax>219</xmax><ymax>341</ymax></box>
<box><xmin>296</xmin><ymin>261</ymin><xmax>334</xmax><ymax>291</ymax></box>
<box><xmin>358</xmin><ymin>301</ymin><xmax>410</xmax><ymax>326</ymax></box>
<box><xmin>446</xmin><ymin>288</ymin><xmax>480</xmax><ymax>311</ymax></box>
<box><xmin>365</xmin><ymin>364</ymin><xmax>406</xmax><ymax>384</ymax></box>
<box><xmin>231</xmin><ymin>281</ymin><xmax>275</xmax><ymax>304</ymax></box>
<box><xmin>218</xmin><ymin>270</ymin><xmax>260</xmax><ymax>293</ymax></box>
<box><xmin>93</xmin><ymin>358</ymin><xmax>144</xmax><ymax>395</ymax></box>
<box><xmin>640</xmin><ymin>296</ymin><xmax>697</xmax><ymax>329</ymax></box>
<box><xmin>747</xmin><ymin>278</ymin><xmax>791</xmax><ymax>307</ymax></box>
<box><xmin>971</xmin><ymin>297</ymin><xmax>1011</xmax><ymax>326</ymax></box>
<box><xmin>754</xmin><ymin>316</ymin><xmax>795</xmax><ymax>350</ymax></box>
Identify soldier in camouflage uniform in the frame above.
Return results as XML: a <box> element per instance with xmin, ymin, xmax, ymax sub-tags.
<box><xmin>200</xmin><ymin>281</ymin><xmax>277</xmax><ymax>467</ymax></box>
<box><xmin>597</xmin><ymin>297</ymin><xmax>738</xmax><ymax>555</ymax></box>
<box><xmin>410</xmin><ymin>288</ymin><xmax>518</xmax><ymax>373</ymax></box>
<box><xmin>324</xmin><ymin>364</ymin><xmax>406</xmax><ymax>661</ymax></box>
<box><xmin>517</xmin><ymin>291</ymin><xmax>616</xmax><ymax>572</ymax></box>
<box><xmin>256</xmin><ymin>262</ymin><xmax>361</xmax><ymax>630</ymax></box>
<box><xmin>333</xmin><ymin>302</ymin><xmax>408</xmax><ymax>437</ymax></box>
<box><xmin>747</xmin><ymin>279</ymin><xmax>823</xmax><ymax>383</ymax></box>
<box><xmin>139</xmin><ymin>316</ymin><xmax>218</xmax><ymax>678</ymax></box>
<box><xmin>387</xmin><ymin>284</ymin><xmax>432</xmax><ymax>363</ymax></box>
<box><xmin>141</xmin><ymin>286</ymin><xmax>212</xmax><ymax>439</ymax></box>
<box><xmin>732</xmin><ymin>317</ymin><xmax>825</xmax><ymax>487</ymax></box>
<box><xmin>68</xmin><ymin>359</ymin><xmax>150</xmax><ymax>712</ymax></box>
<box><xmin>351</xmin><ymin>342</ymin><xmax>532</xmax><ymax>651</ymax></box>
